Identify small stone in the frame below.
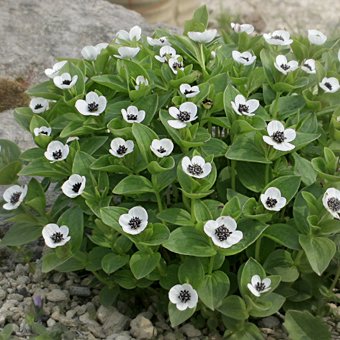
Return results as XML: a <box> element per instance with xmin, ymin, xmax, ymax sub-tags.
<box><xmin>52</xmin><ymin>272</ymin><xmax>64</xmax><ymax>284</ymax></box>
<box><xmin>17</xmin><ymin>275</ymin><xmax>29</xmax><ymax>285</ymax></box>
<box><xmin>7</xmin><ymin>293</ymin><xmax>24</xmax><ymax>301</ymax></box>
<box><xmin>163</xmin><ymin>332</ymin><xmax>177</xmax><ymax>340</ymax></box>
<box><xmin>66</xmin><ymin>310</ymin><xmax>76</xmax><ymax>319</ymax></box>
<box><xmin>47</xmin><ymin>318</ymin><xmax>56</xmax><ymax>327</ymax></box>
<box><xmin>79</xmin><ymin>312</ymin><xmax>106</xmax><ymax>338</ymax></box>
<box><xmin>259</xmin><ymin>316</ymin><xmax>280</xmax><ymax>329</ymax></box>
<box><xmin>15</xmin><ymin>264</ymin><xmax>27</xmax><ymax>276</ymax></box>
<box><xmin>69</xmin><ymin>286</ymin><xmax>91</xmax><ymax>297</ymax></box>
<box><xmin>180</xmin><ymin>324</ymin><xmax>202</xmax><ymax>338</ymax></box>
<box><xmin>97</xmin><ymin>306</ymin><xmax>130</xmax><ymax>336</ymax></box>
<box><xmin>106</xmin><ymin>332</ymin><xmax>132</xmax><ymax>340</ymax></box>
<box><xmin>75</xmin><ymin>304</ymin><xmax>87</xmax><ymax>316</ymax></box>
<box><xmin>130</xmin><ymin>315</ymin><xmax>157</xmax><ymax>339</ymax></box>
<box><xmin>46</xmin><ymin>289</ymin><xmax>68</xmax><ymax>302</ymax></box>
<box><xmin>0</xmin><ymin>288</ymin><xmax>7</xmax><ymax>301</ymax></box>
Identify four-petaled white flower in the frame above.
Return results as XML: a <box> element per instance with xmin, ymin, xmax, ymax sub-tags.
<box><xmin>204</xmin><ymin>216</ymin><xmax>243</xmax><ymax>248</ymax></box>
<box><xmin>114</xmin><ymin>47</ymin><xmax>140</xmax><ymax>59</ymax></box>
<box><xmin>155</xmin><ymin>46</ymin><xmax>177</xmax><ymax>63</ymax></box>
<box><xmin>247</xmin><ymin>275</ymin><xmax>271</xmax><ymax>297</ymax></box>
<box><xmin>301</xmin><ymin>59</ymin><xmax>316</xmax><ymax>74</ymax></box>
<box><xmin>169</xmin><ymin>56</ymin><xmax>184</xmax><ymax>74</ymax></box>
<box><xmin>263</xmin><ymin>30</ymin><xmax>293</xmax><ymax>46</ymax></box>
<box><xmin>147</xmin><ymin>36</ymin><xmax>170</xmax><ymax>47</ymax></box>
<box><xmin>119</xmin><ymin>206</ymin><xmax>148</xmax><ymax>235</ymax></box>
<box><xmin>188</xmin><ymin>29</ymin><xmax>217</xmax><ymax>43</ymax></box>
<box><xmin>44</xmin><ymin>61</ymin><xmax>67</xmax><ymax>79</ymax></box>
<box><xmin>29</xmin><ymin>97</ymin><xmax>49</xmax><ymax>114</ymax></box>
<box><xmin>42</xmin><ymin>224</ymin><xmax>71</xmax><ymax>248</ymax></box>
<box><xmin>109</xmin><ymin>138</ymin><xmax>134</xmax><ymax>158</ymax></box>
<box><xmin>179</xmin><ymin>84</ymin><xmax>200</xmax><ymax>98</ymax></box>
<box><xmin>181</xmin><ymin>155</ymin><xmax>212</xmax><ymax>179</ymax></box>
<box><xmin>121</xmin><ymin>106</ymin><xmax>145</xmax><ymax>123</ymax></box>
<box><xmin>274</xmin><ymin>55</ymin><xmax>298</xmax><ymax>75</ymax></box>
<box><xmin>135</xmin><ymin>75</ymin><xmax>149</xmax><ymax>90</ymax></box>
<box><xmin>81</xmin><ymin>43</ymin><xmax>108</xmax><ymax>60</ymax></box>
<box><xmin>116</xmin><ymin>26</ymin><xmax>142</xmax><ymax>42</ymax></box>
<box><xmin>231</xmin><ymin>94</ymin><xmax>259</xmax><ymax>116</ymax></box>
<box><xmin>53</xmin><ymin>73</ymin><xmax>78</xmax><ymax>90</ymax></box>
<box><xmin>322</xmin><ymin>188</ymin><xmax>340</xmax><ymax>219</ymax></box>
<box><xmin>319</xmin><ymin>77</ymin><xmax>340</xmax><ymax>93</ymax></box>
<box><xmin>168</xmin><ymin>283</ymin><xmax>198</xmax><ymax>311</ymax></box>
<box><xmin>75</xmin><ymin>92</ymin><xmax>107</xmax><ymax>116</ymax></box>
<box><xmin>308</xmin><ymin>29</ymin><xmax>327</xmax><ymax>45</ymax></box>
<box><xmin>231</xmin><ymin>22</ymin><xmax>255</xmax><ymax>34</ymax></box>
<box><xmin>61</xmin><ymin>174</ymin><xmax>86</xmax><ymax>198</ymax></box>
<box><xmin>33</xmin><ymin>126</ymin><xmax>52</xmax><ymax>137</ymax></box>
<box><xmin>2</xmin><ymin>185</ymin><xmax>27</xmax><ymax>210</ymax></box>
<box><xmin>150</xmin><ymin>139</ymin><xmax>174</xmax><ymax>158</ymax></box>
<box><xmin>260</xmin><ymin>187</ymin><xmax>286</xmax><ymax>211</ymax></box>
<box><xmin>44</xmin><ymin>141</ymin><xmax>69</xmax><ymax>162</ymax></box>
<box><xmin>263</xmin><ymin>120</ymin><xmax>296</xmax><ymax>151</ymax></box>
<box><xmin>168</xmin><ymin>102</ymin><xmax>198</xmax><ymax>129</ymax></box>
<box><xmin>232</xmin><ymin>51</ymin><xmax>256</xmax><ymax>66</ymax></box>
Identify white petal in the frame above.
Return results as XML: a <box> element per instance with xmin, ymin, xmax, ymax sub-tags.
<box><xmin>284</xmin><ymin>128</ymin><xmax>296</xmax><ymax>142</ymax></box>
<box><xmin>273</xmin><ymin>142</ymin><xmax>295</xmax><ymax>152</ymax></box>
<box><xmin>232</xmin><ymin>50</ymin><xmax>241</xmax><ymax>62</ymax></box>
<box><xmin>129</xmin><ymin>206</ymin><xmax>148</xmax><ymax>222</ymax></box>
<box><xmin>179</xmin><ymin>102</ymin><xmax>197</xmax><ymax>115</ymax></box>
<box><xmin>247</xmin><ymin>283</ymin><xmax>260</xmax><ymax>297</ymax></box>
<box><xmin>287</xmin><ymin>60</ymin><xmax>299</xmax><ymax>71</ymax></box>
<box><xmin>228</xmin><ymin>230</ymin><xmax>243</xmax><ymax>245</ymax></box>
<box><xmin>265</xmin><ymin>187</ymin><xmax>282</xmax><ymax>199</ymax></box>
<box><xmin>116</xmin><ymin>30</ymin><xmax>130</xmax><ymax>41</ymax></box>
<box><xmin>216</xmin><ymin>216</ymin><xmax>237</xmax><ymax>231</ymax></box>
<box><xmin>97</xmin><ymin>96</ymin><xmax>107</xmax><ymax>114</ymax></box>
<box><xmin>246</xmin><ymin>99</ymin><xmax>259</xmax><ymax>113</ymax></box>
<box><xmin>181</xmin><ymin>156</ymin><xmax>191</xmax><ymax>173</ymax></box>
<box><xmin>263</xmin><ymin>135</ymin><xmax>276</xmax><ymax>146</ymax></box>
<box><xmin>204</xmin><ymin>220</ymin><xmax>218</xmax><ymax>237</ymax></box>
<box><xmin>308</xmin><ymin>29</ymin><xmax>327</xmax><ymax>45</ymax></box>
<box><xmin>251</xmin><ymin>275</ymin><xmax>261</xmax><ymax>287</ymax></box>
<box><xmin>168</xmin><ymin>285</ymin><xmax>182</xmax><ymax>304</ymax></box>
<box><xmin>262</xmin><ymin>278</ymin><xmax>271</xmax><ymax>289</ymax></box>
<box><xmin>75</xmin><ymin>99</ymin><xmax>89</xmax><ymax>115</ymax></box>
<box><xmin>267</xmin><ymin>120</ymin><xmax>285</xmax><ymax>135</ymax></box>
<box><xmin>168</xmin><ymin>120</ymin><xmax>186</xmax><ymax>129</ymax></box>
<box><xmin>129</xmin><ymin>25</ymin><xmax>142</xmax><ymax>41</ymax></box>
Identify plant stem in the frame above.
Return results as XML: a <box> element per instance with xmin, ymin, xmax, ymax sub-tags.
<box><xmin>191</xmin><ymin>198</ymin><xmax>196</xmax><ymax>222</ymax></box>
<box><xmin>208</xmin><ymin>256</ymin><xmax>214</xmax><ymax>274</ymax></box>
<box><xmin>255</xmin><ymin>237</ymin><xmax>261</xmax><ymax>262</ymax></box>
<box><xmin>182</xmin><ymin>192</ymin><xmax>191</xmax><ymax>211</ymax></box>
<box><xmin>330</xmin><ymin>264</ymin><xmax>340</xmax><ymax>290</ymax></box>
<box><xmin>155</xmin><ymin>191</ymin><xmax>163</xmax><ymax>212</ymax></box>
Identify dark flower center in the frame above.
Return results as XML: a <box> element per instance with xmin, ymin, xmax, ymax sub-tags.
<box><xmin>184</xmin><ymin>89</ymin><xmax>195</xmax><ymax>95</ymax></box>
<box><xmin>52</xmin><ymin>149</ymin><xmax>63</xmax><ymax>160</ymax></box>
<box><xmin>215</xmin><ymin>225</ymin><xmax>232</xmax><ymax>242</ymax></box>
<box><xmin>202</xmin><ymin>98</ymin><xmax>213</xmax><ymax>109</ymax></box>
<box><xmin>72</xmin><ymin>182</ymin><xmax>82</xmax><ymax>193</ymax></box>
<box><xmin>178</xmin><ymin>289</ymin><xmax>191</xmax><ymax>303</ymax></box>
<box><xmin>324</xmin><ymin>82</ymin><xmax>332</xmax><ymax>90</ymax></box>
<box><xmin>280</xmin><ymin>64</ymin><xmax>290</xmax><ymax>71</ymax></box>
<box><xmin>327</xmin><ymin>197</ymin><xmax>340</xmax><ymax>212</ymax></box>
<box><xmin>157</xmin><ymin>146</ymin><xmax>166</xmax><ymax>154</ymax></box>
<box><xmin>10</xmin><ymin>192</ymin><xmax>22</xmax><ymax>204</ymax></box>
<box><xmin>34</xmin><ymin>104</ymin><xmax>43</xmax><ymax>110</ymax></box>
<box><xmin>172</xmin><ymin>61</ymin><xmax>183</xmax><ymax>70</ymax></box>
<box><xmin>255</xmin><ymin>282</ymin><xmax>266</xmax><ymax>292</ymax></box>
<box><xmin>187</xmin><ymin>163</ymin><xmax>203</xmax><ymax>176</ymax></box>
<box><xmin>241</xmin><ymin>56</ymin><xmax>250</xmax><ymax>62</ymax></box>
<box><xmin>272</xmin><ymin>35</ymin><xmax>284</xmax><ymax>41</ymax></box>
<box><xmin>40</xmin><ymin>131</ymin><xmax>49</xmax><ymax>135</ymax></box>
<box><xmin>271</xmin><ymin>131</ymin><xmax>285</xmax><ymax>143</ymax></box>
<box><xmin>266</xmin><ymin>197</ymin><xmax>277</xmax><ymax>208</ymax></box>
<box><xmin>238</xmin><ymin>104</ymin><xmax>249</xmax><ymax>113</ymax></box>
<box><xmin>177</xmin><ymin>111</ymin><xmax>191</xmax><ymax>122</ymax></box>
<box><xmin>127</xmin><ymin>114</ymin><xmax>138</xmax><ymax>121</ymax></box>
<box><xmin>303</xmin><ymin>63</ymin><xmax>313</xmax><ymax>71</ymax></box>
<box><xmin>117</xmin><ymin>145</ymin><xmax>128</xmax><ymax>155</ymax></box>
<box><xmin>62</xmin><ymin>79</ymin><xmax>72</xmax><ymax>85</ymax></box>
<box><xmin>128</xmin><ymin>216</ymin><xmax>142</xmax><ymax>229</ymax></box>
<box><xmin>88</xmin><ymin>102</ymin><xmax>99</xmax><ymax>112</ymax></box>
<box><xmin>51</xmin><ymin>232</ymin><xmax>64</xmax><ymax>243</ymax></box>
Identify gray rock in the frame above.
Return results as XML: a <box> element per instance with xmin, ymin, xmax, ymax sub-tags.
<box><xmin>258</xmin><ymin>316</ymin><xmax>281</xmax><ymax>329</ymax></box>
<box><xmin>0</xmin><ymin>288</ymin><xmax>7</xmax><ymax>301</ymax></box>
<box><xmin>180</xmin><ymin>324</ymin><xmax>202</xmax><ymax>338</ymax></box>
<box><xmin>130</xmin><ymin>315</ymin><xmax>157</xmax><ymax>340</ymax></box>
<box><xmin>52</xmin><ymin>272</ymin><xmax>64</xmax><ymax>284</ymax></box>
<box><xmin>46</xmin><ymin>289</ymin><xmax>68</xmax><ymax>302</ymax></box>
<box><xmin>69</xmin><ymin>286</ymin><xmax>91</xmax><ymax>297</ymax></box>
<box><xmin>96</xmin><ymin>305</ymin><xmax>130</xmax><ymax>336</ymax></box>
<box><xmin>79</xmin><ymin>312</ymin><xmax>106</xmax><ymax>338</ymax></box>
<box><xmin>106</xmin><ymin>332</ymin><xmax>133</xmax><ymax>340</ymax></box>
<box><xmin>47</xmin><ymin>318</ymin><xmax>56</xmax><ymax>327</ymax></box>
<box><xmin>7</xmin><ymin>293</ymin><xmax>24</xmax><ymax>302</ymax></box>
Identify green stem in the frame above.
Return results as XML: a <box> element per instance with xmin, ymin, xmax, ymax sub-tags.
<box><xmin>231</xmin><ymin>160</ymin><xmax>236</xmax><ymax>191</ymax></box>
<box><xmin>155</xmin><ymin>191</ymin><xmax>163</xmax><ymax>212</ymax></box>
<box><xmin>182</xmin><ymin>192</ymin><xmax>191</xmax><ymax>212</ymax></box>
<box><xmin>255</xmin><ymin>237</ymin><xmax>261</xmax><ymax>262</ymax></box>
<box><xmin>330</xmin><ymin>264</ymin><xmax>340</xmax><ymax>291</ymax></box>
<box><xmin>191</xmin><ymin>198</ymin><xmax>196</xmax><ymax>222</ymax></box>
<box><xmin>208</xmin><ymin>256</ymin><xmax>215</xmax><ymax>274</ymax></box>
<box><xmin>199</xmin><ymin>43</ymin><xmax>207</xmax><ymax>74</ymax></box>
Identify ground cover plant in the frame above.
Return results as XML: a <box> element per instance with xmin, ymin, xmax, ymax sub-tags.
<box><xmin>1</xmin><ymin>6</ymin><xmax>340</xmax><ymax>339</ymax></box>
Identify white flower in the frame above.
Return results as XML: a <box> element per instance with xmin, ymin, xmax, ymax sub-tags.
<box><xmin>66</xmin><ymin>136</ymin><xmax>79</xmax><ymax>143</ymax></box>
<box><xmin>231</xmin><ymin>94</ymin><xmax>259</xmax><ymax>116</ymax></box>
<box><xmin>260</xmin><ymin>187</ymin><xmax>286</xmax><ymax>211</ymax></box>
<box><xmin>33</xmin><ymin>126</ymin><xmax>51</xmax><ymax>137</ymax></box>
<box><xmin>44</xmin><ymin>61</ymin><xmax>67</xmax><ymax>79</ymax></box>
<box><xmin>44</xmin><ymin>141</ymin><xmax>69</xmax><ymax>162</ymax></box>
<box><xmin>231</xmin><ymin>23</ymin><xmax>254</xmax><ymax>34</ymax></box>
<box><xmin>322</xmin><ymin>188</ymin><xmax>340</xmax><ymax>219</ymax></box>
<box><xmin>188</xmin><ymin>29</ymin><xmax>217</xmax><ymax>43</ymax></box>
<box><xmin>319</xmin><ymin>77</ymin><xmax>340</xmax><ymax>93</ymax></box>
<box><xmin>168</xmin><ymin>102</ymin><xmax>198</xmax><ymax>129</ymax></box>
<box><xmin>263</xmin><ymin>30</ymin><xmax>293</xmax><ymax>46</ymax></box>
<box><xmin>169</xmin><ymin>56</ymin><xmax>184</xmax><ymax>74</ymax></box>
<box><xmin>53</xmin><ymin>73</ymin><xmax>78</xmax><ymax>90</ymax></box>
<box><xmin>181</xmin><ymin>155</ymin><xmax>211</xmax><ymax>179</ymax></box>
<box><xmin>81</xmin><ymin>43</ymin><xmax>108</xmax><ymax>61</ymax></box>
<box><xmin>204</xmin><ymin>216</ymin><xmax>243</xmax><ymax>248</ymax></box>
<box><xmin>247</xmin><ymin>275</ymin><xmax>271</xmax><ymax>297</ymax></box>
<box><xmin>179</xmin><ymin>84</ymin><xmax>200</xmax><ymax>98</ymax></box>
<box><xmin>168</xmin><ymin>283</ymin><xmax>198</xmax><ymax>311</ymax></box>
<box><xmin>147</xmin><ymin>36</ymin><xmax>170</xmax><ymax>47</ymax></box>
<box><xmin>29</xmin><ymin>97</ymin><xmax>49</xmax><ymax>114</ymax></box>
<box><xmin>61</xmin><ymin>174</ymin><xmax>86</xmax><ymax>198</ymax></box>
<box><xmin>116</xmin><ymin>26</ymin><xmax>142</xmax><ymax>42</ymax></box>
<box><xmin>114</xmin><ymin>47</ymin><xmax>140</xmax><ymax>59</ymax></box>
<box><xmin>263</xmin><ymin>120</ymin><xmax>296</xmax><ymax>152</ymax></box>
<box><xmin>121</xmin><ymin>106</ymin><xmax>145</xmax><ymax>123</ymax></box>
<box><xmin>301</xmin><ymin>59</ymin><xmax>316</xmax><ymax>74</ymax></box>
<box><xmin>109</xmin><ymin>138</ymin><xmax>134</xmax><ymax>158</ymax></box>
<box><xmin>75</xmin><ymin>92</ymin><xmax>107</xmax><ymax>116</ymax></box>
<box><xmin>2</xmin><ymin>185</ymin><xmax>27</xmax><ymax>210</ymax></box>
<box><xmin>155</xmin><ymin>46</ymin><xmax>177</xmax><ymax>63</ymax></box>
<box><xmin>150</xmin><ymin>139</ymin><xmax>174</xmax><ymax>158</ymax></box>
<box><xmin>42</xmin><ymin>224</ymin><xmax>71</xmax><ymax>248</ymax></box>
<box><xmin>135</xmin><ymin>75</ymin><xmax>149</xmax><ymax>90</ymax></box>
<box><xmin>308</xmin><ymin>29</ymin><xmax>327</xmax><ymax>45</ymax></box>
<box><xmin>274</xmin><ymin>55</ymin><xmax>298</xmax><ymax>75</ymax></box>
<box><xmin>118</xmin><ymin>206</ymin><xmax>148</xmax><ymax>235</ymax></box>
<box><xmin>232</xmin><ymin>51</ymin><xmax>256</xmax><ymax>65</ymax></box>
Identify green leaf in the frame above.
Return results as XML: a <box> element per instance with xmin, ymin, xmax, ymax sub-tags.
<box><xmin>113</xmin><ymin>270</ymin><xmax>137</xmax><ymax>289</ymax></box>
<box><xmin>200</xmin><ymin>137</ymin><xmax>228</xmax><ymax>157</ymax></box>
<box><xmin>25</xmin><ymin>178</ymin><xmax>46</xmax><ymax>215</ymax></box>
<box><xmin>136</xmin><ymin>223</ymin><xmax>170</xmax><ymax>246</ymax></box>
<box><xmin>0</xmin><ymin>161</ymin><xmax>22</xmax><ymax>185</ymax></box>
<box><xmin>247</xmin><ymin>292</ymin><xmax>285</xmax><ymax>318</ymax></box>
<box><xmin>292</xmin><ymin>153</ymin><xmax>317</xmax><ymax>186</ymax></box>
<box><xmin>129</xmin><ymin>250</ymin><xmax>161</xmax><ymax>279</ymax></box>
<box><xmin>113</xmin><ymin>175</ymin><xmax>154</xmax><ymax>195</ymax></box>
<box><xmin>132</xmin><ymin>123</ymin><xmax>158</xmax><ymax>163</ymax></box>
<box><xmin>157</xmin><ymin>208</ymin><xmax>194</xmax><ymax>226</ymax></box>
<box><xmin>277</xmin><ymin>95</ymin><xmax>305</xmax><ymax>120</ymax></box>
<box><xmin>192</xmin><ymin>200</ymin><xmax>212</xmax><ymax>222</ymax></box>
<box><xmin>100</xmin><ymin>206</ymin><xmax>127</xmax><ymax>232</ymax></box>
<box><xmin>299</xmin><ymin>235</ymin><xmax>336</xmax><ymax>275</ymax></box>
<box><xmin>41</xmin><ymin>252</ymin><xmax>72</xmax><ymax>273</ymax></box>
<box><xmin>18</xmin><ymin>159</ymin><xmax>67</xmax><ymax>179</ymax></box>
<box><xmin>0</xmin><ymin>223</ymin><xmax>42</xmax><ymax>246</ymax></box>
<box><xmin>163</xmin><ymin>227</ymin><xmax>216</xmax><ymax>257</ymax></box>
<box><xmin>221</xmin><ymin>196</ymin><xmax>241</xmax><ymax>219</ymax></box>
<box><xmin>217</xmin><ymin>295</ymin><xmax>249</xmax><ymax>320</ymax></box>
<box><xmin>284</xmin><ymin>310</ymin><xmax>331</xmax><ymax>340</ymax></box>
<box><xmin>178</xmin><ymin>258</ymin><xmax>205</xmax><ymax>288</ymax></box>
<box><xmin>197</xmin><ymin>271</ymin><xmax>230</xmax><ymax>310</ymax></box>
<box><xmin>236</xmin><ymin>162</ymin><xmax>266</xmax><ymax>192</ymax></box>
<box><xmin>72</xmin><ymin>151</ymin><xmax>95</xmax><ymax>177</ymax></box>
<box><xmin>263</xmin><ymin>224</ymin><xmax>300</xmax><ymax>250</ymax></box>
<box><xmin>92</xmin><ymin>74</ymin><xmax>128</xmax><ymax>92</ymax></box>
<box><xmin>184</xmin><ymin>5</ymin><xmax>208</xmax><ymax>34</ymax></box>
<box><xmin>168</xmin><ymin>302</ymin><xmax>196</xmax><ymax>328</ymax></box>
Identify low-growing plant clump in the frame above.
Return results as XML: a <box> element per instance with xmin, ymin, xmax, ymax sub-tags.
<box><xmin>1</xmin><ymin>6</ymin><xmax>339</xmax><ymax>339</ymax></box>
